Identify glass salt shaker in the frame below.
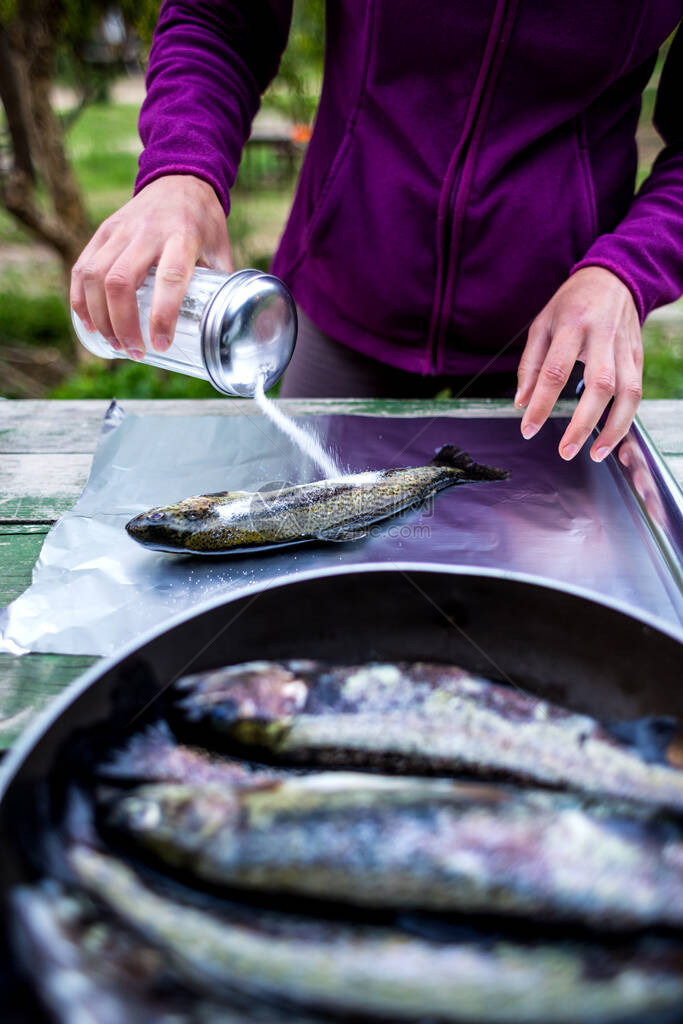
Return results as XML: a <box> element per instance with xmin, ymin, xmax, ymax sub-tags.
<box><xmin>71</xmin><ymin>267</ymin><xmax>297</xmax><ymax>396</ymax></box>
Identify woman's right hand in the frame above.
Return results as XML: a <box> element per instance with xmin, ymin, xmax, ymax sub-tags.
<box><xmin>70</xmin><ymin>175</ymin><xmax>233</xmax><ymax>359</ymax></box>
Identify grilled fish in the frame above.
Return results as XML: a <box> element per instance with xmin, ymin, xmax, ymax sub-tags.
<box><xmin>10</xmin><ymin>883</ymin><xmax>326</xmax><ymax>1024</ymax></box>
<box><xmin>69</xmin><ymin>844</ymin><xmax>683</xmax><ymax>1023</ymax></box>
<box><xmin>98</xmin><ymin>722</ymin><xmax>286</xmax><ymax>788</ymax></box>
<box><xmin>125</xmin><ymin>445</ymin><xmax>508</xmax><ymax>554</ymax></box>
<box><xmin>103</xmin><ymin>773</ymin><xmax>683</xmax><ymax>928</ymax></box>
<box><xmin>11</xmin><ymin>884</ymin><xmax>189</xmax><ymax>1024</ymax></box>
<box><xmin>174</xmin><ymin>660</ymin><xmax>683</xmax><ymax>812</ymax></box>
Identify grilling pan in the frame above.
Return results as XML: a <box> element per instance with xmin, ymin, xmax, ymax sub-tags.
<box><xmin>1</xmin><ymin>564</ymin><xmax>682</xmax><ymax>1020</ymax></box>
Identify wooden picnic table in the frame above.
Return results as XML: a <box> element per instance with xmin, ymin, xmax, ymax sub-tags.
<box><xmin>1</xmin><ymin>397</ymin><xmax>681</xmax><ymax>751</ymax></box>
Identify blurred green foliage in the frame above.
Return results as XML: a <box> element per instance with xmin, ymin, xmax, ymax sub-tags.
<box><xmin>269</xmin><ymin>0</ymin><xmax>325</xmax><ymax>124</ymax></box>
<box><xmin>1</xmin><ymin>0</ymin><xmax>161</xmax><ymax>102</ymax></box>
<box><xmin>50</xmin><ymin>359</ymin><xmax>219</xmax><ymax>399</ymax></box>
<box><xmin>45</xmin><ymin>321</ymin><xmax>683</xmax><ymax>401</ymax></box>
<box><xmin>640</xmin><ymin>322</ymin><xmax>683</xmax><ymax>399</ymax></box>
<box><xmin>0</xmin><ymin>291</ymin><xmax>70</xmax><ymax>345</ymax></box>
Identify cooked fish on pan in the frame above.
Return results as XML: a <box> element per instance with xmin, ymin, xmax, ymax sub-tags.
<box><xmin>174</xmin><ymin>660</ymin><xmax>683</xmax><ymax>812</ymax></box>
<box><xmin>103</xmin><ymin>773</ymin><xmax>683</xmax><ymax>929</ymax></box>
<box><xmin>68</xmin><ymin>844</ymin><xmax>683</xmax><ymax>1024</ymax></box>
<box><xmin>10</xmin><ymin>883</ymin><xmax>327</xmax><ymax>1024</ymax></box>
<box><xmin>98</xmin><ymin>722</ymin><xmax>286</xmax><ymax>788</ymax></box>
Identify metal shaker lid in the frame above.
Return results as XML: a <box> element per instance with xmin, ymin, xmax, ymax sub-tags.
<box><xmin>201</xmin><ymin>270</ymin><xmax>297</xmax><ymax>397</ymax></box>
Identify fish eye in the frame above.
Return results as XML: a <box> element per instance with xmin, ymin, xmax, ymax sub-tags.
<box><xmin>149</xmin><ymin>512</ymin><xmax>165</xmax><ymax>522</ymax></box>
<box><xmin>186</xmin><ymin>512</ymin><xmax>198</xmax><ymax>520</ymax></box>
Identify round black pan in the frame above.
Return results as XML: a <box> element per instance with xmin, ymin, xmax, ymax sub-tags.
<box><xmin>0</xmin><ymin>566</ymin><xmax>681</xmax><ymax>1018</ymax></box>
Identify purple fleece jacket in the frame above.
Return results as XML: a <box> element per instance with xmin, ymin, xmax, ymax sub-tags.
<box><xmin>136</xmin><ymin>1</ymin><xmax>683</xmax><ymax>377</ymax></box>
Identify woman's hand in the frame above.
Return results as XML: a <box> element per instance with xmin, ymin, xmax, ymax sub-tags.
<box><xmin>70</xmin><ymin>175</ymin><xmax>233</xmax><ymax>360</ymax></box>
<box><xmin>515</xmin><ymin>267</ymin><xmax>643</xmax><ymax>461</ymax></box>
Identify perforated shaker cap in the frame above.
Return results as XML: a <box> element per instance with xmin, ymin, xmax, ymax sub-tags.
<box><xmin>201</xmin><ymin>270</ymin><xmax>297</xmax><ymax>397</ymax></box>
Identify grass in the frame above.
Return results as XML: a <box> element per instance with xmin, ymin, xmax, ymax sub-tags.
<box><xmin>0</xmin><ymin>290</ymin><xmax>70</xmax><ymax>345</ymax></box>
<box><xmin>66</xmin><ymin>103</ymin><xmax>141</xmax><ymax>200</ymax></box>
<box><xmin>642</xmin><ymin>320</ymin><xmax>683</xmax><ymax>398</ymax></box>
<box><xmin>44</xmin><ymin>316</ymin><xmax>683</xmax><ymax>401</ymax></box>
<box><xmin>49</xmin><ymin>359</ymin><xmax>220</xmax><ymax>400</ymax></box>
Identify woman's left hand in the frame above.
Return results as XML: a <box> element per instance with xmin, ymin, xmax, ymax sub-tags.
<box><xmin>515</xmin><ymin>266</ymin><xmax>643</xmax><ymax>462</ymax></box>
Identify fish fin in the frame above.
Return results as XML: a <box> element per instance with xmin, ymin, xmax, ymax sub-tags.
<box><xmin>431</xmin><ymin>445</ymin><xmax>509</xmax><ymax>481</ymax></box>
<box><xmin>410</xmin><ymin>489</ymin><xmax>437</xmax><ymax>512</ymax></box>
<box><xmin>603</xmin><ymin>715</ymin><xmax>679</xmax><ymax>765</ymax></box>
<box><xmin>316</xmin><ymin>525</ymin><xmax>369</xmax><ymax>543</ymax></box>
<box><xmin>203</xmin><ymin>489</ymin><xmax>252</xmax><ymax>500</ymax></box>
<box><xmin>98</xmin><ymin>721</ymin><xmax>177</xmax><ymax>780</ymax></box>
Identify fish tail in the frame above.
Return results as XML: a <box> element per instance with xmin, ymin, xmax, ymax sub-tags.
<box><xmin>431</xmin><ymin>445</ymin><xmax>509</xmax><ymax>481</ymax></box>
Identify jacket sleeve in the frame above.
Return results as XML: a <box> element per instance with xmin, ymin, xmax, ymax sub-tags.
<box><xmin>134</xmin><ymin>0</ymin><xmax>293</xmax><ymax>214</ymax></box>
<box><xmin>571</xmin><ymin>27</ymin><xmax>683</xmax><ymax>322</ymax></box>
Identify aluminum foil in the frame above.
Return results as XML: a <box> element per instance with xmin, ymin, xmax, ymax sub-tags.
<box><xmin>1</xmin><ymin>402</ymin><xmax>681</xmax><ymax>657</ymax></box>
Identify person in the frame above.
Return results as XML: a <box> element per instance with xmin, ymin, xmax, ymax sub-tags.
<box><xmin>70</xmin><ymin>2</ymin><xmax>683</xmax><ymax>462</ymax></box>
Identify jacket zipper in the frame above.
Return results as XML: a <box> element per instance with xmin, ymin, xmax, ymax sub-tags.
<box><xmin>426</xmin><ymin>0</ymin><xmax>517</xmax><ymax>374</ymax></box>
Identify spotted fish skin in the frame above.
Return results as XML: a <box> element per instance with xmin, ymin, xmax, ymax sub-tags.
<box><xmin>104</xmin><ymin>774</ymin><xmax>683</xmax><ymax>929</ymax></box>
<box><xmin>125</xmin><ymin>445</ymin><xmax>508</xmax><ymax>554</ymax></box>
<box><xmin>174</xmin><ymin>660</ymin><xmax>683</xmax><ymax>813</ymax></box>
<box><xmin>68</xmin><ymin>844</ymin><xmax>683</xmax><ymax>1024</ymax></box>
<box><xmin>10</xmin><ymin>884</ymin><xmax>326</xmax><ymax>1024</ymax></box>
<box><xmin>10</xmin><ymin>884</ymin><xmax>188</xmax><ymax>1024</ymax></box>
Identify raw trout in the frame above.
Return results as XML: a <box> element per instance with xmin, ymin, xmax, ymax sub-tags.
<box><xmin>125</xmin><ymin>445</ymin><xmax>508</xmax><ymax>554</ymax></box>
<box><xmin>174</xmin><ymin>660</ymin><xmax>683</xmax><ymax>813</ymax></box>
<box><xmin>69</xmin><ymin>844</ymin><xmax>683</xmax><ymax>1023</ymax></box>
<box><xmin>103</xmin><ymin>774</ymin><xmax>683</xmax><ymax>929</ymax></box>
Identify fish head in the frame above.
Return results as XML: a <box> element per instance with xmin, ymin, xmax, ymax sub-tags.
<box><xmin>106</xmin><ymin>783</ymin><xmax>243</xmax><ymax>843</ymax></box>
<box><xmin>126</xmin><ymin>496</ymin><xmax>220</xmax><ymax>552</ymax></box>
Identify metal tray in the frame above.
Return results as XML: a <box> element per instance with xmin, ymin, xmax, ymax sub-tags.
<box><xmin>2</xmin><ymin>410</ymin><xmax>682</xmax><ymax>660</ymax></box>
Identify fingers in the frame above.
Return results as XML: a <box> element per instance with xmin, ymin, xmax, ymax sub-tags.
<box><xmin>70</xmin><ymin>175</ymin><xmax>235</xmax><ymax>361</ymax></box>
<box><xmin>70</xmin><ymin>237</ymin><xmax>105</xmax><ymax>339</ymax></box>
<box><xmin>81</xmin><ymin>234</ymin><xmax>156</xmax><ymax>359</ymax></box>
<box><xmin>104</xmin><ymin>239</ymin><xmax>159</xmax><ymax>359</ymax></box>
<box><xmin>70</xmin><ymin>257</ymin><xmax>95</xmax><ymax>336</ymax></box>
<box><xmin>520</xmin><ymin>328</ymin><xmax>582</xmax><ymax>441</ymax></box>
<box><xmin>71</xmin><ymin>219</ymin><xmax>121</xmax><ymax>339</ymax></box>
<box><xmin>589</xmin><ymin>358</ymin><xmax>642</xmax><ymax>462</ymax></box>
<box><xmin>79</xmin><ymin>235</ymin><xmax>121</xmax><ymax>350</ymax></box>
<box><xmin>557</xmin><ymin>348</ymin><xmax>615</xmax><ymax>459</ymax></box>
<box><xmin>515</xmin><ymin>318</ymin><xmax>550</xmax><ymax>409</ymax></box>
<box><xmin>150</xmin><ymin>233</ymin><xmax>201</xmax><ymax>352</ymax></box>
<box><xmin>517</xmin><ymin>268</ymin><xmax>642</xmax><ymax>460</ymax></box>
<box><xmin>556</xmin><ymin>330</ymin><xmax>641</xmax><ymax>462</ymax></box>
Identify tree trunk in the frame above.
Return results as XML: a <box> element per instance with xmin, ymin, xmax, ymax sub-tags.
<box><xmin>0</xmin><ymin>5</ymin><xmax>92</xmax><ymax>287</ymax></box>
<box><xmin>0</xmin><ymin>27</ymin><xmax>34</xmax><ymax>181</ymax></box>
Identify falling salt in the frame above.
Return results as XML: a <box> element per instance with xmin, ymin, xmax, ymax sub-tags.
<box><xmin>254</xmin><ymin>373</ymin><xmax>344</xmax><ymax>479</ymax></box>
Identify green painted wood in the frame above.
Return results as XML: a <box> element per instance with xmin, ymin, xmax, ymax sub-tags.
<box><xmin>0</xmin><ymin>453</ymin><xmax>91</xmax><ymax>523</ymax></box>
<box><xmin>0</xmin><ymin>526</ymin><xmax>50</xmax><ymax>605</ymax></box>
<box><xmin>0</xmin><ymin>653</ymin><xmax>98</xmax><ymax>750</ymax></box>
<box><xmin>0</xmin><ymin>525</ymin><xmax>94</xmax><ymax>749</ymax></box>
<box><xmin>666</xmin><ymin>456</ymin><xmax>683</xmax><ymax>486</ymax></box>
<box><xmin>638</xmin><ymin>402</ymin><xmax>683</xmax><ymax>457</ymax></box>
<box><xmin>0</xmin><ymin>397</ymin><xmax>580</xmax><ymax>455</ymax></box>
